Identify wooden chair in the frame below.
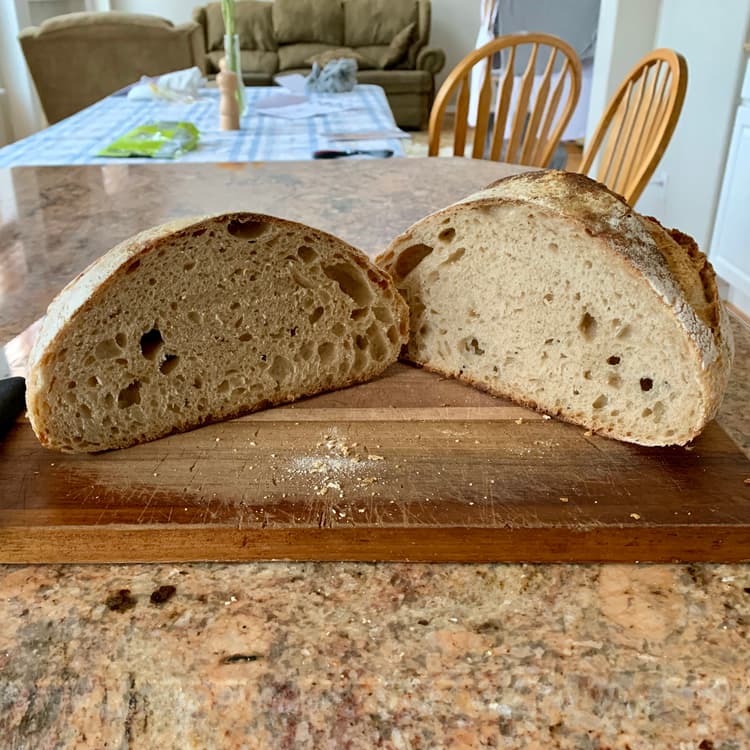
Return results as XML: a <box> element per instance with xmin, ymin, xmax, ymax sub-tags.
<box><xmin>428</xmin><ymin>33</ymin><xmax>582</xmax><ymax>167</ymax></box>
<box><xmin>579</xmin><ymin>49</ymin><xmax>687</xmax><ymax>205</ymax></box>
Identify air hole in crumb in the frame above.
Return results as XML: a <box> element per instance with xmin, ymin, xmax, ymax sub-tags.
<box><xmin>117</xmin><ymin>381</ymin><xmax>141</xmax><ymax>408</ymax></box>
<box><xmin>355</xmin><ymin>335</ymin><xmax>367</xmax><ymax>350</ymax></box>
<box><xmin>607</xmin><ymin>374</ymin><xmax>621</xmax><ymax>388</ymax></box>
<box><xmin>87</xmin><ymin>376</ymin><xmax>101</xmax><ymax>387</ymax></box>
<box><xmin>366</xmin><ymin>323</ymin><xmax>388</xmax><ymax>360</ymax></box>
<box><xmin>227</xmin><ymin>218</ymin><xmax>268</xmax><ymax>240</ymax></box>
<box><xmin>290</xmin><ymin>327</ymin><xmax>297</xmax><ymax>337</ymax></box>
<box><xmin>126</xmin><ymin>260</ymin><xmax>140</xmax><ymax>274</ymax></box>
<box><xmin>351</xmin><ymin>308</ymin><xmax>367</xmax><ymax>321</ymax></box>
<box><xmin>318</xmin><ymin>342</ymin><xmax>335</xmax><ymax>365</ymax></box>
<box><xmin>269</xmin><ymin>355</ymin><xmax>291</xmax><ymax>383</ymax></box>
<box><xmin>323</xmin><ymin>263</ymin><xmax>373</xmax><ymax>307</ymax></box>
<box><xmin>578</xmin><ymin>312</ymin><xmax>597</xmax><ymax>340</ymax></box>
<box><xmin>584</xmin><ymin>260</ymin><xmax>592</xmax><ymax>269</ymax></box>
<box><xmin>640</xmin><ymin>377</ymin><xmax>653</xmax><ymax>391</ymax></box>
<box><xmin>611</xmin><ymin>409</ymin><xmax>620</xmax><ymax>416</ymax></box>
<box><xmin>468</xmin><ymin>337</ymin><xmax>484</xmax><ymax>355</ymax></box>
<box><xmin>548</xmin><ymin>242</ymin><xmax>558</xmax><ymax>252</ymax></box>
<box><xmin>160</xmin><ymin>354</ymin><xmax>179</xmax><ymax>375</ymax></box>
<box><xmin>616</xmin><ymin>325</ymin><xmax>632</xmax><ymax>339</ymax></box>
<box><xmin>193</xmin><ymin>376</ymin><xmax>203</xmax><ymax>389</ymax></box>
<box><xmin>543</xmin><ymin>293</ymin><xmax>553</xmax><ymax>303</ymax></box>
<box><xmin>373</xmin><ymin>306</ymin><xmax>393</xmax><ymax>324</ymax></box>
<box><xmin>309</xmin><ymin>306</ymin><xmax>324</xmax><ymax>324</ymax></box>
<box><xmin>440</xmin><ymin>247</ymin><xmax>465</xmax><ymax>266</ymax></box>
<box><xmin>592</xmin><ymin>394</ymin><xmax>608</xmax><ymax>409</ymax></box>
<box><xmin>229</xmin><ymin>302</ymin><xmax>240</xmax><ymax>310</ymax></box>
<box><xmin>297</xmin><ymin>246</ymin><xmax>317</xmax><ymax>263</ymax></box>
<box><xmin>438</xmin><ymin>227</ymin><xmax>456</xmax><ymax>242</ymax></box>
<box><xmin>183</xmin><ymin>261</ymin><xmax>196</xmax><ymax>271</ymax></box>
<box><xmin>642</xmin><ymin>407</ymin><xmax>653</xmax><ymax>417</ymax></box>
<box><xmin>140</xmin><ymin>329</ymin><xmax>164</xmax><ymax>360</ymax></box>
<box><xmin>218</xmin><ymin>380</ymin><xmax>229</xmax><ymax>393</ymax></box>
<box><xmin>332</xmin><ymin>322</ymin><xmax>345</xmax><ymax>336</ymax></box>
<box><xmin>95</xmin><ymin>339</ymin><xmax>121</xmax><ymax>360</ymax></box>
<box><xmin>115</xmin><ymin>358</ymin><xmax>128</xmax><ymax>366</ymax></box>
<box><xmin>583</xmin><ymin>370</ymin><xmax>592</xmax><ymax>380</ymax></box>
<box><xmin>387</xmin><ymin>325</ymin><xmax>400</xmax><ymax>345</ymax></box>
<box><xmin>238</xmin><ymin>332</ymin><xmax>251</xmax><ymax>342</ymax></box>
<box><xmin>115</xmin><ymin>333</ymin><xmax>127</xmax><ymax>348</ymax></box>
<box><xmin>607</xmin><ymin>355</ymin><xmax>620</xmax><ymax>365</ymax></box>
<box><xmin>393</xmin><ymin>243</ymin><xmax>433</xmax><ymax>280</ymax></box>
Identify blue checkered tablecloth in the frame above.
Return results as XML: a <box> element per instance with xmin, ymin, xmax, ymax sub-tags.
<box><xmin>0</xmin><ymin>84</ymin><xmax>405</xmax><ymax>166</ymax></box>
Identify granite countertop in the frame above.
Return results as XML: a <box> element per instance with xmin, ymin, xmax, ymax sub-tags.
<box><xmin>1</xmin><ymin>160</ymin><xmax>749</xmax><ymax>748</ymax></box>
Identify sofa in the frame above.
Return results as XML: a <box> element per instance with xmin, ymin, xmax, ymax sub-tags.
<box><xmin>19</xmin><ymin>12</ymin><xmax>206</xmax><ymax>125</ymax></box>
<box><xmin>192</xmin><ymin>0</ymin><xmax>445</xmax><ymax>129</ymax></box>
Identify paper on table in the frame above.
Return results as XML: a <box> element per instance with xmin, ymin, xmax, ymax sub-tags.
<box><xmin>254</xmin><ymin>92</ymin><xmax>308</xmax><ymax>110</ymax></box>
<box><xmin>273</xmin><ymin>74</ymin><xmax>308</xmax><ymax>96</ymax></box>
<box><xmin>324</xmin><ymin>130</ymin><xmax>411</xmax><ymax>141</ymax></box>
<box><xmin>256</xmin><ymin>101</ymin><xmax>348</xmax><ymax>119</ymax></box>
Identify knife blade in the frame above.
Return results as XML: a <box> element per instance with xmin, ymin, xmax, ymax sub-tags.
<box><xmin>0</xmin><ymin>377</ymin><xmax>26</xmax><ymax>439</ymax></box>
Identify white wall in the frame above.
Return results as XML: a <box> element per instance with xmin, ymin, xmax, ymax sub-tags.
<box><xmin>647</xmin><ymin>0</ymin><xmax>750</xmax><ymax>249</ymax></box>
<box><xmin>107</xmin><ymin>0</ymin><xmax>194</xmax><ymax>24</ymax></box>
<box><xmin>585</xmin><ymin>0</ymin><xmax>661</xmax><ymax>145</ymax></box>
<box><xmin>0</xmin><ymin>2</ymin><xmax>45</xmax><ymax>139</ymax></box>
<box><xmin>589</xmin><ymin>0</ymin><xmax>750</xmax><ymax>249</ymax></box>
<box><xmin>430</xmin><ymin>0</ymin><xmax>483</xmax><ymax>90</ymax></box>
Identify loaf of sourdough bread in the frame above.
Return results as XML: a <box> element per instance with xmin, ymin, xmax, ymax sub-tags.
<box><xmin>28</xmin><ymin>212</ymin><xmax>408</xmax><ymax>452</ymax></box>
<box><xmin>376</xmin><ymin>170</ymin><xmax>733</xmax><ymax>446</ymax></box>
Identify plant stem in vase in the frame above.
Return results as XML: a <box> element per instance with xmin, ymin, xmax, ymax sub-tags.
<box><xmin>221</xmin><ymin>0</ymin><xmax>247</xmax><ymax>115</ymax></box>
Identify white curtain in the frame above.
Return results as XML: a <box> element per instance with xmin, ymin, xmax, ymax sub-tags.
<box><xmin>468</xmin><ymin>0</ymin><xmax>500</xmax><ymax>128</ymax></box>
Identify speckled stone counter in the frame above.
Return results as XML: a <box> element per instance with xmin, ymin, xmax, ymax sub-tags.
<box><xmin>1</xmin><ymin>160</ymin><xmax>749</xmax><ymax>748</ymax></box>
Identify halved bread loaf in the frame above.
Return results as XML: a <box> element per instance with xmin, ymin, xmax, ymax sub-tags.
<box><xmin>377</xmin><ymin>170</ymin><xmax>733</xmax><ymax>446</ymax></box>
<box><xmin>28</xmin><ymin>212</ymin><xmax>408</xmax><ymax>452</ymax></box>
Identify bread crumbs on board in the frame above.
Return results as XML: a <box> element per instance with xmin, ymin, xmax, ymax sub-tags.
<box><xmin>285</xmin><ymin>429</ymin><xmax>386</xmax><ymax>499</ymax></box>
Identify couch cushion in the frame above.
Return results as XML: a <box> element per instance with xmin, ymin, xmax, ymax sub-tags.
<box><xmin>353</xmin><ymin>46</ymin><xmax>389</xmax><ymax>70</ymax></box>
<box><xmin>206</xmin><ymin>49</ymin><xmax>279</xmax><ymax>75</ymax></box>
<box><xmin>278</xmin><ymin>43</ymin><xmax>335</xmax><ymax>71</ymax></box>
<box><xmin>306</xmin><ymin>47</ymin><xmax>376</xmax><ymax>70</ymax></box>
<box><xmin>204</xmin><ymin>1</ymin><xmax>277</xmax><ymax>52</ymax></box>
<box><xmin>380</xmin><ymin>22</ymin><xmax>415</xmax><ymax>68</ymax></box>
<box><xmin>273</xmin><ymin>0</ymin><xmax>344</xmax><ymax>46</ymax></box>
<box><xmin>344</xmin><ymin>0</ymin><xmax>418</xmax><ymax>47</ymax></box>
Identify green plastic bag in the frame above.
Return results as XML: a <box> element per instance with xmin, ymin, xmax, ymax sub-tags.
<box><xmin>97</xmin><ymin>121</ymin><xmax>199</xmax><ymax>159</ymax></box>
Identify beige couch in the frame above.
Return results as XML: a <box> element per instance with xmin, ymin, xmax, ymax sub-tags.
<box><xmin>192</xmin><ymin>0</ymin><xmax>445</xmax><ymax>129</ymax></box>
<box><xmin>20</xmin><ymin>12</ymin><xmax>206</xmax><ymax>125</ymax></box>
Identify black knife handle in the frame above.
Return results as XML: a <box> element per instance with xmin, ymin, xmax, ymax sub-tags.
<box><xmin>0</xmin><ymin>377</ymin><xmax>26</xmax><ymax>438</ymax></box>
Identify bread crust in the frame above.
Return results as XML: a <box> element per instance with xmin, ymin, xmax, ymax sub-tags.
<box><xmin>377</xmin><ymin>170</ymin><xmax>733</xmax><ymax>445</ymax></box>
<box><xmin>28</xmin><ymin>212</ymin><xmax>408</xmax><ymax>451</ymax></box>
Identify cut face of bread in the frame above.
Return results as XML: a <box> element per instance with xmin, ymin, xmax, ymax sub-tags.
<box><xmin>377</xmin><ymin>171</ymin><xmax>733</xmax><ymax>446</ymax></box>
<box><xmin>28</xmin><ymin>213</ymin><xmax>408</xmax><ymax>452</ymax></box>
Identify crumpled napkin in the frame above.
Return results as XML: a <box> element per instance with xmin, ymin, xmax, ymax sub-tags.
<box><xmin>127</xmin><ymin>67</ymin><xmax>206</xmax><ymax>102</ymax></box>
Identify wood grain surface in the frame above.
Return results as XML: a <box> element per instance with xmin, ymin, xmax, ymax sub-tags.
<box><xmin>2</xmin><ymin>364</ymin><xmax>749</xmax><ymax>564</ymax></box>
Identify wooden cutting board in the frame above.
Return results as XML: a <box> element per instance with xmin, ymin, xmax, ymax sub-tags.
<box><xmin>2</xmin><ymin>364</ymin><xmax>749</xmax><ymax>563</ymax></box>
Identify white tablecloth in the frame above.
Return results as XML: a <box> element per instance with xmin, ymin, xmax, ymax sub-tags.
<box><xmin>0</xmin><ymin>85</ymin><xmax>404</xmax><ymax>167</ymax></box>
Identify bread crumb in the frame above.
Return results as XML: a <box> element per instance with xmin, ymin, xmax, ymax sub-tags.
<box><xmin>542</xmin><ymin>415</ymin><xmax>552</xmax><ymax>420</ymax></box>
<box><xmin>583</xmin><ymin>430</ymin><xmax>593</xmax><ymax>437</ymax></box>
<box><xmin>515</xmin><ymin>418</ymin><xmax>523</xmax><ymax>425</ymax></box>
<box><xmin>560</xmin><ymin>497</ymin><xmax>569</xmax><ymax>503</ymax></box>
<box><xmin>368</xmin><ymin>454</ymin><xmax>384</xmax><ymax>461</ymax></box>
<box><xmin>630</xmin><ymin>513</ymin><xmax>641</xmax><ymax>520</ymax></box>
<box><xmin>743</xmin><ymin>478</ymin><xmax>750</xmax><ymax>485</ymax></box>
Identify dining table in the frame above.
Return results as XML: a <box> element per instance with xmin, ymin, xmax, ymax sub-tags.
<box><xmin>1</xmin><ymin>156</ymin><xmax>749</xmax><ymax>747</ymax></box>
<box><xmin>0</xmin><ymin>84</ymin><xmax>405</xmax><ymax>167</ymax></box>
